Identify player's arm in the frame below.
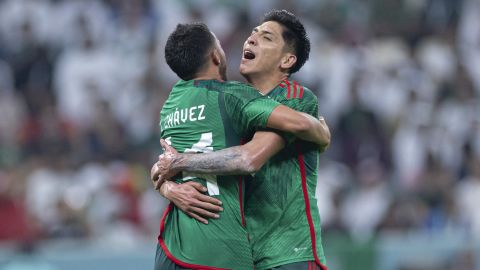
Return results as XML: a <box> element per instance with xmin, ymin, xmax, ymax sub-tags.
<box><xmin>149</xmin><ymin>132</ymin><xmax>283</xmax><ymax>223</ymax></box>
<box><xmin>152</xmin><ymin>131</ymin><xmax>285</xmax><ymax>189</ymax></box>
<box><xmin>233</xmin><ymin>93</ymin><xmax>330</xmax><ymax>148</ymax></box>
<box><xmin>266</xmin><ymin>105</ymin><xmax>331</xmax><ymax>148</ymax></box>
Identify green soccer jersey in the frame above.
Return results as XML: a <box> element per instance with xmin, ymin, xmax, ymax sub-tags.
<box><xmin>245</xmin><ymin>80</ymin><xmax>328</xmax><ymax>270</ymax></box>
<box><xmin>157</xmin><ymin>79</ymin><xmax>280</xmax><ymax>270</ymax></box>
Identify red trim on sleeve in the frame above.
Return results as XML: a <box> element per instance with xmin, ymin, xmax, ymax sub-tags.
<box><xmin>238</xmin><ymin>138</ymin><xmax>247</xmax><ymax>227</ymax></box>
<box><xmin>296</xmin><ymin>145</ymin><xmax>329</xmax><ymax>270</ymax></box>
<box><xmin>157</xmin><ymin>204</ymin><xmax>228</xmax><ymax>270</ymax></box>
<box><xmin>293</xmin><ymin>81</ymin><xmax>298</xmax><ymax>98</ymax></box>
<box><xmin>285</xmin><ymin>80</ymin><xmax>291</xmax><ymax>99</ymax></box>
<box><xmin>299</xmin><ymin>86</ymin><xmax>304</xmax><ymax>98</ymax></box>
<box><xmin>238</xmin><ymin>177</ymin><xmax>245</xmax><ymax>227</ymax></box>
<box><xmin>279</xmin><ymin>83</ymin><xmax>286</xmax><ymax>88</ymax></box>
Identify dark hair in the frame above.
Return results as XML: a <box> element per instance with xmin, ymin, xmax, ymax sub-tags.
<box><xmin>262</xmin><ymin>10</ymin><xmax>310</xmax><ymax>74</ymax></box>
<box><xmin>165</xmin><ymin>23</ymin><xmax>215</xmax><ymax>80</ymax></box>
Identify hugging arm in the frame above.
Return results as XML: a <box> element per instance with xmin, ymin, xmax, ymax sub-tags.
<box><xmin>153</xmin><ymin>131</ymin><xmax>285</xmax><ymax>188</ymax></box>
<box><xmin>150</xmin><ymin>132</ymin><xmax>284</xmax><ymax>224</ymax></box>
<box><xmin>266</xmin><ymin>105</ymin><xmax>331</xmax><ymax>148</ymax></box>
<box><xmin>151</xmin><ymin>100</ymin><xmax>331</xmax><ymax>223</ymax></box>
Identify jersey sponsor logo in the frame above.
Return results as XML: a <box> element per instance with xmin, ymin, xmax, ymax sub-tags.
<box><xmin>293</xmin><ymin>247</ymin><xmax>308</xmax><ymax>252</ymax></box>
<box><xmin>162</xmin><ymin>105</ymin><xmax>206</xmax><ymax>129</ymax></box>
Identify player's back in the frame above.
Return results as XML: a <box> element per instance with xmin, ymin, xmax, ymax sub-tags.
<box><xmin>159</xmin><ymin>79</ymin><xmax>277</xmax><ymax>270</ymax></box>
<box><xmin>245</xmin><ymin>80</ymin><xmax>327</xmax><ymax>270</ymax></box>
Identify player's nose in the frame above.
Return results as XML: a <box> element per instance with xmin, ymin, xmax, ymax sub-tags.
<box><xmin>246</xmin><ymin>35</ymin><xmax>256</xmax><ymax>46</ymax></box>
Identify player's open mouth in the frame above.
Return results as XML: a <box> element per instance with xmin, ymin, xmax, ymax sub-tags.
<box><xmin>243</xmin><ymin>49</ymin><xmax>255</xmax><ymax>60</ymax></box>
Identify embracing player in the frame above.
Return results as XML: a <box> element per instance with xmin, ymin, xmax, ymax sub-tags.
<box><xmin>154</xmin><ymin>22</ymin><xmax>329</xmax><ymax>270</ymax></box>
<box><xmin>154</xmin><ymin>10</ymin><xmax>329</xmax><ymax>270</ymax></box>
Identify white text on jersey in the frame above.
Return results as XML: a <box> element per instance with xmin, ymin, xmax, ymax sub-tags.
<box><xmin>163</xmin><ymin>105</ymin><xmax>206</xmax><ymax>129</ymax></box>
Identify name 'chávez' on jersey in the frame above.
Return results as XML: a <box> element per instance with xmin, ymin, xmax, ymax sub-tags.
<box><xmin>158</xmin><ymin>79</ymin><xmax>280</xmax><ymax>270</ymax></box>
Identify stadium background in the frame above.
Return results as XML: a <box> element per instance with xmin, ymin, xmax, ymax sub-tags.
<box><xmin>0</xmin><ymin>0</ymin><xmax>479</xmax><ymax>269</ymax></box>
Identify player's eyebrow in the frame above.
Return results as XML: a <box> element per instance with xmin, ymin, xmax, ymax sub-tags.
<box><xmin>252</xmin><ymin>27</ymin><xmax>274</xmax><ymax>36</ymax></box>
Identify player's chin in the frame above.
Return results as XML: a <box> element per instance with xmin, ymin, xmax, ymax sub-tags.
<box><xmin>239</xmin><ymin>63</ymin><xmax>252</xmax><ymax>75</ymax></box>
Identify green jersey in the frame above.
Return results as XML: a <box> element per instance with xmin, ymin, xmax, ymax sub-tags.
<box><xmin>245</xmin><ymin>80</ymin><xmax>328</xmax><ymax>270</ymax></box>
<box><xmin>157</xmin><ymin>79</ymin><xmax>280</xmax><ymax>270</ymax></box>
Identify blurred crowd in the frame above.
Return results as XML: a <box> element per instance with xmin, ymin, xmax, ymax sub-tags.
<box><xmin>0</xmin><ymin>0</ymin><xmax>479</xmax><ymax>266</ymax></box>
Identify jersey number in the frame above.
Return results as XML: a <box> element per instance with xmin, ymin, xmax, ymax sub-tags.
<box><xmin>183</xmin><ymin>132</ymin><xmax>219</xmax><ymax>196</ymax></box>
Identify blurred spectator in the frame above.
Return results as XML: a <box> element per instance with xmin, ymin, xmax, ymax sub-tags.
<box><xmin>414</xmin><ymin>154</ymin><xmax>462</xmax><ymax>231</ymax></box>
<box><xmin>0</xmin><ymin>61</ymin><xmax>26</xmax><ymax>167</ymax></box>
<box><xmin>335</xmin><ymin>80</ymin><xmax>391</xmax><ymax>169</ymax></box>
<box><xmin>341</xmin><ymin>159</ymin><xmax>391</xmax><ymax>240</ymax></box>
<box><xmin>0</xmin><ymin>170</ymin><xmax>32</xmax><ymax>242</ymax></box>
<box><xmin>455</xmin><ymin>152</ymin><xmax>480</xmax><ymax>236</ymax></box>
<box><xmin>376</xmin><ymin>195</ymin><xmax>429</xmax><ymax>232</ymax></box>
<box><xmin>54</xmin><ymin>30</ymin><xmax>118</xmax><ymax>128</ymax></box>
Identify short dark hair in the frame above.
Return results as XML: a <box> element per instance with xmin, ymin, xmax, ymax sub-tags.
<box><xmin>165</xmin><ymin>23</ymin><xmax>215</xmax><ymax>80</ymax></box>
<box><xmin>262</xmin><ymin>10</ymin><xmax>310</xmax><ymax>74</ymax></box>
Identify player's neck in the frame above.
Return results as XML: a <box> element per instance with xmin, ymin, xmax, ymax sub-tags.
<box><xmin>194</xmin><ymin>66</ymin><xmax>224</xmax><ymax>82</ymax></box>
<box><xmin>245</xmin><ymin>72</ymin><xmax>289</xmax><ymax>95</ymax></box>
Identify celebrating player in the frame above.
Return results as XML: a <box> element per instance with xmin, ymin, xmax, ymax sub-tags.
<box><xmin>154</xmin><ymin>22</ymin><xmax>329</xmax><ymax>270</ymax></box>
<box><xmin>153</xmin><ymin>10</ymin><xmax>330</xmax><ymax>270</ymax></box>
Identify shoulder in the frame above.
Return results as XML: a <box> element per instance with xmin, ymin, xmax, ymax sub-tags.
<box><xmin>222</xmin><ymin>81</ymin><xmax>263</xmax><ymax>101</ymax></box>
<box><xmin>279</xmin><ymin>79</ymin><xmax>317</xmax><ymax>102</ymax></box>
<box><xmin>222</xmin><ymin>81</ymin><xmax>258</xmax><ymax>93</ymax></box>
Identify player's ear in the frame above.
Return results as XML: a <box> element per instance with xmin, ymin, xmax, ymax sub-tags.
<box><xmin>280</xmin><ymin>53</ymin><xmax>296</xmax><ymax>70</ymax></box>
<box><xmin>212</xmin><ymin>48</ymin><xmax>221</xmax><ymax>66</ymax></box>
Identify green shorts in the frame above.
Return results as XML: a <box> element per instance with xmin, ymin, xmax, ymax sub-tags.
<box><xmin>155</xmin><ymin>244</ymin><xmax>325</xmax><ymax>270</ymax></box>
<box><xmin>154</xmin><ymin>244</ymin><xmax>191</xmax><ymax>270</ymax></box>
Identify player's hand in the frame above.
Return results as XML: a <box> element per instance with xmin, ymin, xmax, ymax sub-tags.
<box><xmin>151</xmin><ymin>161</ymin><xmax>161</xmax><ymax>187</ymax></box>
<box><xmin>160</xmin><ymin>181</ymin><xmax>223</xmax><ymax>224</ymax></box>
<box><xmin>154</xmin><ymin>139</ymin><xmax>180</xmax><ymax>190</ymax></box>
<box><xmin>318</xmin><ymin>116</ymin><xmax>330</xmax><ymax>153</ymax></box>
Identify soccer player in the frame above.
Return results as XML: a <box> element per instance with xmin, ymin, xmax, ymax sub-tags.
<box><xmin>153</xmin><ymin>10</ymin><xmax>329</xmax><ymax>270</ymax></box>
<box><xmin>155</xmin><ymin>22</ymin><xmax>329</xmax><ymax>270</ymax></box>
